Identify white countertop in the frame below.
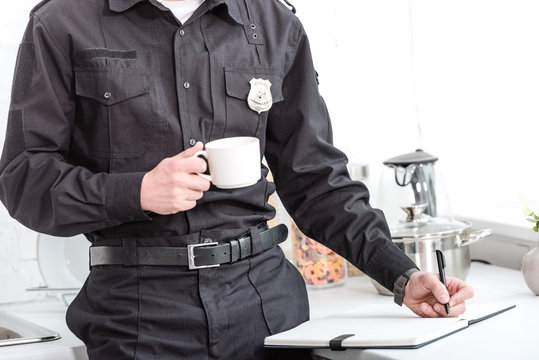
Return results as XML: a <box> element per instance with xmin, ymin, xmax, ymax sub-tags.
<box><xmin>0</xmin><ymin>300</ymin><xmax>87</xmax><ymax>360</ymax></box>
<box><xmin>310</xmin><ymin>262</ymin><xmax>538</xmax><ymax>360</ymax></box>
<box><xmin>1</xmin><ymin>262</ymin><xmax>536</xmax><ymax>360</ymax></box>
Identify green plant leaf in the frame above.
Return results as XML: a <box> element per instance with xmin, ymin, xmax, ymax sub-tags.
<box><xmin>527</xmin><ymin>218</ymin><xmax>537</xmax><ymax>223</ymax></box>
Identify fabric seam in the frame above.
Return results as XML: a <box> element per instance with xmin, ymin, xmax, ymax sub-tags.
<box><xmin>33</xmin><ymin>14</ymin><xmax>71</xmax><ymax>65</ymax></box>
<box><xmin>133</xmin><ymin>266</ymin><xmax>141</xmax><ymax>359</ymax></box>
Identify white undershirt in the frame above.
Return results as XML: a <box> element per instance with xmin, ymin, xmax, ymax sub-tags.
<box><xmin>157</xmin><ymin>0</ymin><xmax>206</xmax><ymax>24</ymax></box>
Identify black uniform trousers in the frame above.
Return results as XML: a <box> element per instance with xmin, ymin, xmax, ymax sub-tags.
<box><xmin>66</xmin><ymin>231</ymin><xmax>312</xmax><ymax>360</ymax></box>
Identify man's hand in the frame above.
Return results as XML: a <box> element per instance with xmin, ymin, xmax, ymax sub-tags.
<box><xmin>140</xmin><ymin>142</ymin><xmax>211</xmax><ymax>214</ymax></box>
<box><xmin>403</xmin><ymin>271</ymin><xmax>474</xmax><ymax>318</ymax></box>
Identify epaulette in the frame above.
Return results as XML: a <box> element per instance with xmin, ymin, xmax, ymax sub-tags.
<box><xmin>30</xmin><ymin>0</ymin><xmax>53</xmax><ymax>14</ymax></box>
<box><xmin>280</xmin><ymin>0</ymin><xmax>296</xmax><ymax>14</ymax></box>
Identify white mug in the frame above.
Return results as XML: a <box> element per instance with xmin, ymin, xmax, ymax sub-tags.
<box><xmin>193</xmin><ymin>137</ymin><xmax>261</xmax><ymax>189</ymax></box>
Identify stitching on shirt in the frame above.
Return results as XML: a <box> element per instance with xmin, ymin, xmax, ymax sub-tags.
<box><xmin>33</xmin><ymin>14</ymin><xmax>71</xmax><ymax>65</ymax></box>
<box><xmin>30</xmin><ymin>15</ymin><xmax>76</xmax><ymax>137</ymax></box>
<box><xmin>11</xmin><ymin>42</ymin><xmax>36</xmax><ymax>104</ymax></box>
<box><xmin>0</xmin><ymin>110</ymin><xmax>26</xmax><ymax>173</ymax></box>
<box><xmin>74</xmin><ymin>48</ymin><xmax>137</xmax><ymax>62</ymax></box>
<box><xmin>224</xmin><ymin>66</ymin><xmax>284</xmax><ymax>77</ymax></box>
<box><xmin>283</xmin><ymin>20</ymin><xmax>303</xmax><ymax>78</ymax></box>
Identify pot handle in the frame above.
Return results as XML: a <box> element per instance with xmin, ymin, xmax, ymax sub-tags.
<box><xmin>458</xmin><ymin>228</ymin><xmax>493</xmax><ymax>247</ymax></box>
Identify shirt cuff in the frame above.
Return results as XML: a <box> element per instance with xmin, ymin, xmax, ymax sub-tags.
<box><xmin>393</xmin><ymin>268</ymin><xmax>420</xmax><ymax>306</ymax></box>
<box><xmin>105</xmin><ymin>172</ymin><xmax>152</xmax><ymax>225</ymax></box>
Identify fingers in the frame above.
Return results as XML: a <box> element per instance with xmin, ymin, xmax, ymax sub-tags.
<box><xmin>175</xmin><ymin>141</ymin><xmax>204</xmax><ymax>158</ymax></box>
<box><xmin>167</xmin><ymin>153</ymin><xmax>208</xmax><ymax>175</ymax></box>
<box><xmin>404</xmin><ymin>272</ymin><xmax>474</xmax><ymax>318</ymax></box>
<box><xmin>421</xmin><ymin>273</ymin><xmax>450</xmax><ymax>305</ymax></box>
<box><xmin>418</xmin><ymin>302</ymin><xmax>442</xmax><ymax>318</ymax></box>
<box><xmin>447</xmin><ymin>277</ymin><xmax>474</xmax><ymax>307</ymax></box>
<box><xmin>187</xmin><ymin>174</ymin><xmax>211</xmax><ymax>192</ymax></box>
<box><xmin>433</xmin><ymin>301</ymin><xmax>465</xmax><ymax>317</ymax></box>
<box><xmin>183</xmin><ymin>188</ymin><xmax>205</xmax><ymax>201</ymax></box>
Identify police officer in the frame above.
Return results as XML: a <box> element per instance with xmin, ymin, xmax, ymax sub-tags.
<box><xmin>0</xmin><ymin>0</ymin><xmax>473</xmax><ymax>359</ymax></box>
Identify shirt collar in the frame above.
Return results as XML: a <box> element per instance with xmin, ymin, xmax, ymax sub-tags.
<box><xmin>108</xmin><ymin>0</ymin><xmax>145</xmax><ymax>13</ymax></box>
<box><xmin>207</xmin><ymin>0</ymin><xmax>244</xmax><ymax>25</ymax></box>
<box><xmin>108</xmin><ymin>0</ymin><xmax>244</xmax><ymax>25</ymax></box>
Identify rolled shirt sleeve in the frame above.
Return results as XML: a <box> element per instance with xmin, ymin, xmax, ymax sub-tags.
<box><xmin>0</xmin><ymin>14</ymin><xmax>150</xmax><ymax>237</ymax></box>
<box><xmin>265</xmin><ymin>25</ymin><xmax>418</xmax><ymax>292</ymax></box>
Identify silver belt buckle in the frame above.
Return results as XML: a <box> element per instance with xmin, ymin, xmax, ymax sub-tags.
<box><xmin>187</xmin><ymin>242</ymin><xmax>220</xmax><ymax>270</ymax></box>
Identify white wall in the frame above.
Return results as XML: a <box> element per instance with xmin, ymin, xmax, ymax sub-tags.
<box><xmin>293</xmin><ymin>0</ymin><xmax>539</xmax><ymax>210</ymax></box>
<box><xmin>1</xmin><ymin>0</ymin><xmax>538</xmax><ymax>302</ymax></box>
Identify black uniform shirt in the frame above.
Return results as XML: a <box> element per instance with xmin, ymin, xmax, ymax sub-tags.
<box><xmin>0</xmin><ymin>0</ymin><xmax>417</xmax><ymax>291</ymax></box>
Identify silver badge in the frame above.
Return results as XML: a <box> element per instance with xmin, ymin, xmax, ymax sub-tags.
<box><xmin>247</xmin><ymin>78</ymin><xmax>272</xmax><ymax>114</ymax></box>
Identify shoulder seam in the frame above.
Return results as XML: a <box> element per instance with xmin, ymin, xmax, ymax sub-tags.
<box><xmin>30</xmin><ymin>0</ymin><xmax>53</xmax><ymax>15</ymax></box>
<box><xmin>284</xmin><ymin>20</ymin><xmax>303</xmax><ymax>77</ymax></box>
<box><xmin>32</xmin><ymin>13</ymin><xmax>71</xmax><ymax>65</ymax></box>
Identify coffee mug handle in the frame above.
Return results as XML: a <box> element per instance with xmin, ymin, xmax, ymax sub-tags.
<box><xmin>192</xmin><ymin>150</ymin><xmax>212</xmax><ymax>182</ymax></box>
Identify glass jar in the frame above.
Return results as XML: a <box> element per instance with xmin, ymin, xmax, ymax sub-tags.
<box><xmin>291</xmin><ymin>222</ymin><xmax>347</xmax><ymax>288</ymax></box>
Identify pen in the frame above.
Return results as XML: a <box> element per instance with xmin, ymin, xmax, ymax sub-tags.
<box><xmin>435</xmin><ymin>249</ymin><xmax>450</xmax><ymax>315</ymax></box>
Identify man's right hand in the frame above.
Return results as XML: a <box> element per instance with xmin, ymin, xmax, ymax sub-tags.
<box><xmin>140</xmin><ymin>142</ymin><xmax>211</xmax><ymax>214</ymax></box>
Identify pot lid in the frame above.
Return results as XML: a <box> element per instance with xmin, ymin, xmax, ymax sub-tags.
<box><xmin>383</xmin><ymin>149</ymin><xmax>438</xmax><ymax>167</ymax></box>
<box><xmin>390</xmin><ymin>205</ymin><xmax>469</xmax><ymax>239</ymax></box>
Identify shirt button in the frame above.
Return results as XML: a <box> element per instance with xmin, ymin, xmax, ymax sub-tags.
<box><xmin>183</xmin><ymin>81</ymin><xmax>190</xmax><ymax>89</ymax></box>
<box><xmin>179</xmin><ymin>29</ymin><xmax>185</xmax><ymax>36</ymax></box>
<box><xmin>189</xmin><ymin>138</ymin><xmax>196</xmax><ymax>146</ymax></box>
<box><xmin>203</xmin><ymin>238</ymin><xmax>213</xmax><ymax>244</ymax></box>
<box><xmin>104</xmin><ymin>92</ymin><xmax>112</xmax><ymax>99</ymax></box>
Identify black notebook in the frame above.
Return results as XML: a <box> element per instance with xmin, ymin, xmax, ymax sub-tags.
<box><xmin>264</xmin><ymin>303</ymin><xmax>515</xmax><ymax>350</ymax></box>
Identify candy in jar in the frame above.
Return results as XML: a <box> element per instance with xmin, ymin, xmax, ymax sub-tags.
<box><xmin>291</xmin><ymin>222</ymin><xmax>347</xmax><ymax>287</ymax></box>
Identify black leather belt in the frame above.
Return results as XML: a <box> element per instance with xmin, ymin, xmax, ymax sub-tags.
<box><xmin>89</xmin><ymin>224</ymin><xmax>288</xmax><ymax>270</ymax></box>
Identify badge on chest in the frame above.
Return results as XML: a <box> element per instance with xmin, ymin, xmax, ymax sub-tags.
<box><xmin>247</xmin><ymin>78</ymin><xmax>272</xmax><ymax>114</ymax></box>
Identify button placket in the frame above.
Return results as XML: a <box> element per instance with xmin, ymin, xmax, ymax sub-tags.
<box><xmin>173</xmin><ymin>22</ymin><xmax>197</xmax><ymax>152</ymax></box>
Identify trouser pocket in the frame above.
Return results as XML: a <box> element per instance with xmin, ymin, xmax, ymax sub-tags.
<box><xmin>247</xmin><ymin>246</ymin><xmax>310</xmax><ymax>334</ymax></box>
<box><xmin>65</xmin><ymin>266</ymin><xmax>140</xmax><ymax>360</ymax></box>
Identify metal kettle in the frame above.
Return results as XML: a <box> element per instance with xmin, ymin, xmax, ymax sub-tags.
<box><xmin>383</xmin><ymin>149</ymin><xmax>439</xmax><ymax>218</ymax></box>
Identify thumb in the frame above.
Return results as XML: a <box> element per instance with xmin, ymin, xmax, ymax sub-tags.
<box><xmin>424</xmin><ymin>274</ymin><xmax>450</xmax><ymax>304</ymax></box>
<box><xmin>175</xmin><ymin>142</ymin><xmax>204</xmax><ymax>159</ymax></box>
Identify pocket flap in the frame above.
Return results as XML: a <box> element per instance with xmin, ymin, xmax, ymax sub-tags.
<box><xmin>225</xmin><ymin>68</ymin><xmax>284</xmax><ymax>103</ymax></box>
<box><xmin>75</xmin><ymin>69</ymin><xmax>149</xmax><ymax>105</ymax></box>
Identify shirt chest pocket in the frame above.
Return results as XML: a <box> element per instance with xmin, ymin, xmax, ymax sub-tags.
<box><xmin>74</xmin><ymin>68</ymin><xmax>151</xmax><ymax>159</ymax></box>
<box><xmin>223</xmin><ymin>68</ymin><xmax>284</xmax><ymax>138</ymax></box>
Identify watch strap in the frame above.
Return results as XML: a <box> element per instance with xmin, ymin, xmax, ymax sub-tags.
<box><xmin>393</xmin><ymin>268</ymin><xmax>420</xmax><ymax>306</ymax></box>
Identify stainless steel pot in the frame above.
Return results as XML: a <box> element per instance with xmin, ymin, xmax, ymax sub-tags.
<box><xmin>372</xmin><ymin>204</ymin><xmax>492</xmax><ymax>295</ymax></box>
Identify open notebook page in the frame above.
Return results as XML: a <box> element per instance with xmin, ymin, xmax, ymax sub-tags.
<box><xmin>264</xmin><ymin>303</ymin><xmax>514</xmax><ymax>349</ymax></box>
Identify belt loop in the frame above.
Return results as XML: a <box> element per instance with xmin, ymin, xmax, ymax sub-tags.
<box><xmin>88</xmin><ymin>246</ymin><xmax>92</xmax><ymax>271</ymax></box>
<box><xmin>249</xmin><ymin>225</ymin><xmax>263</xmax><ymax>254</ymax></box>
<box><xmin>229</xmin><ymin>239</ymin><xmax>240</xmax><ymax>262</ymax></box>
<box><xmin>122</xmin><ymin>239</ymin><xmax>138</xmax><ymax>266</ymax></box>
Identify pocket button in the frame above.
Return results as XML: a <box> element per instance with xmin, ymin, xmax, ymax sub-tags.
<box><xmin>104</xmin><ymin>92</ymin><xmax>112</xmax><ymax>99</ymax></box>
